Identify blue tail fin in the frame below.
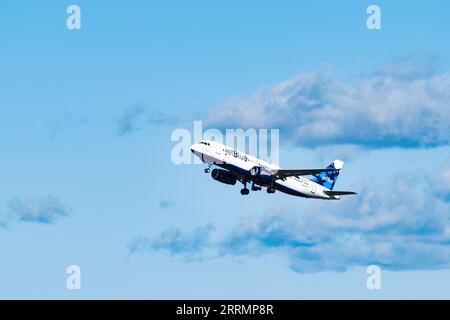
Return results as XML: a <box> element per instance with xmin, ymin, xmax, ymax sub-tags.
<box><xmin>309</xmin><ymin>159</ymin><xmax>343</xmax><ymax>190</ymax></box>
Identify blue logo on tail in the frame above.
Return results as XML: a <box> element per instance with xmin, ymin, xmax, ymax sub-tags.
<box><xmin>309</xmin><ymin>160</ymin><xmax>343</xmax><ymax>190</ymax></box>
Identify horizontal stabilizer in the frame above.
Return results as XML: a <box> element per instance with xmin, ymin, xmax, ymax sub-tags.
<box><xmin>324</xmin><ymin>191</ymin><xmax>357</xmax><ymax>196</ymax></box>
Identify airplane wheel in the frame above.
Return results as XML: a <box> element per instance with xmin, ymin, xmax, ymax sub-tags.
<box><xmin>240</xmin><ymin>188</ymin><xmax>250</xmax><ymax>195</ymax></box>
<box><xmin>267</xmin><ymin>187</ymin><xmax>276</xmax><ymax>194</ymax></box>
<box><xmin>204</xmin><ymin>168</ymin><xmax>210</xmax><ymax>173</ymax></box>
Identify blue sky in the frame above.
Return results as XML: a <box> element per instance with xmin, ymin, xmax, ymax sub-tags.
<box><xmin>1</xmin><ymin>0</ymin><xmax>450</xmax><ymax>299</ymax></box>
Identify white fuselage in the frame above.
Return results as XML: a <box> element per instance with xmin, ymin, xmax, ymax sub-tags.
<box><xmin>191</xmin><ymin>140</ymin><xmax>338</xmax><ymax>199</ymax></box>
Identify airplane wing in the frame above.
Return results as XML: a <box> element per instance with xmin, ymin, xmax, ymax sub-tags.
<box><xmin>323</xmin><ymin>191</ymin><xmax>357</xmax><ymax>196</ymax></box>
<box><xmin>274</xmin><ymin>168</ymin><xmax>339</xmax><ymax>178</ymax></box>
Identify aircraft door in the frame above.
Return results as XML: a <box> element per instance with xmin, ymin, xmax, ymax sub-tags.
<box><xmin>214</xmin><ymin>142</ymin><xmax>222</xmax><ymax>155</ymax></box>
<box><xmin>214</xmin><ymin>142</ymin><xmax>223</xmax><ymax>164</ymax></box>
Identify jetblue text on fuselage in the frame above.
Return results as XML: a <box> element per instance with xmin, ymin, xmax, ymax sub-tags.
<box><xmin>226</xmin><ymin>148</ymin><xmax>248</xmax><ymax>162</ymax></box>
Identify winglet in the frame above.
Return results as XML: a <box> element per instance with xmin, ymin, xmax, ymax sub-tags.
<box><xmin>333</xmin><ymin>159</ymin><xmax>344</xmax><ymax>170</ymax></box>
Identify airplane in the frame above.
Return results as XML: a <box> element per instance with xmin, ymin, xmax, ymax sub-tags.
<box><xmin>190</xmin><ymin>140</ymin><xmax>357</xmax><ymax>200</ymax></box>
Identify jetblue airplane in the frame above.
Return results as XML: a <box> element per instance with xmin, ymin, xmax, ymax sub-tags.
<box><xmin>191</xmin><ymin>140</ymin><xmax>356</xmax><ymax>200</ymax></box>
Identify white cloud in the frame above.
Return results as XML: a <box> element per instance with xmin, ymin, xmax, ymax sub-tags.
<box><xmin>117</xmin><ymin>102</ymin><xmax>179</xmax><ymax>136</ymax></box>
<box><xmin>206</xmin><ymin>55</ymin><xmax>450</xmax><ymax>148</ymax></box>
<box><xmin>116</xmin><ymin>103</ymin><xmax>148</xmax><ymax>136</ymax></box>
<box><xmin>8</xmin><ymin>196</ymin><xmax>73</xmax><ymax>225</ymax></box>
<box><xmin>134</xmin><ymin>165</ymin><xmax>450</xmax><ymax>272</ymax></box>
<box><xmin>430</xmin><ymin>160</ymin><xmax>450</xmax><ymax>201</ymax></box>
<box><xmin>129</xmin><ymin>224</ymin><xmax>215</xmax><ymax>260</ymax></box>
<box><xmin>217</xmin><ymin>174</ymin><xmax>450</xmax><ymax>272</ymax></box>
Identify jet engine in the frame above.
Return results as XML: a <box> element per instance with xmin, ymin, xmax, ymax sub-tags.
<box><xmin>211</xmin><ymin>169</ymin><xmax>237</xmax><ymax>185</ymax></box>
<box><xmin>249</xmin><ymin>166</ymin><xmax>275</xmax><ymax>183</ymax></box>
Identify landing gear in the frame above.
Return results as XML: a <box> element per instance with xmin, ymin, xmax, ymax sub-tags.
<box><xmin>251</xmin><ymin>181</ymin><xmax>261</xmax><ymax>191</ymax></box>
<box><xmin>240</xmin><ymin>188</ymin><xmax>250</xmax><ymax>195</ymax></box>
<box><xmin>204</xmin><ymin>164</ymin><xmax>212</xmax><ymax>173</ymax></box>
<box><xmin>240</xmin><ymin>179</ymin><xmax>250</xmax><ymax>195</ymax></box>
<box><xmin>267</xmin><ymin>187</ymin><xmax>276</xmax><ymax>194</ymax></box>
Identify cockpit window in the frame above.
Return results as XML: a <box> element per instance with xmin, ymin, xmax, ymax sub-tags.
<box><xmin>199</xmin><ymin>141</ymin><xmax>210</xmax><ymax>146</ymax></box>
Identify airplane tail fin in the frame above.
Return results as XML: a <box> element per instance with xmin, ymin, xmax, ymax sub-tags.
<box><xmin>309</xmin><ymin>159</ymin><xmax>343</xmax><ymax>190</ymax></box>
